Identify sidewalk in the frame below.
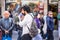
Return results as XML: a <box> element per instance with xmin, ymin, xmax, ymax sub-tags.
<box><xmin>12</xmin><ymin>30</ymin><xmax>59</xmax><ymax>40</ymax></box>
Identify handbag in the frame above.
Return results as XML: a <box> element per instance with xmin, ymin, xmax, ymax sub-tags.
<box><xmin>2</xmin><ymin>34</ymin><xmax>11</xmax><ymax>40</ymax></box>
<box><xmin>27</xmin><ymin>14</ymin><xmax>38</xmax><ymax>37</ymax></box>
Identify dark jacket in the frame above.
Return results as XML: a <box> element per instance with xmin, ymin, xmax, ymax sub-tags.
<box><xmin>39</xmin><ymin>18</ymin><xmax>44</xmax><ymax>27</ymax></box>
<box><xmin>34</xmin><ymin>17</ymin><xmax>44</xmax><ymax>29</ymax></box>
<box><xmin>0</xmin><ymin>18</ymin><xmax>14</xmax><ymax>31</ymax></box>
<box><xmin>34</xmin><ymin>18</ymin><xmax>41</xmax><ymax>29</ymax></box>
<box><xmin>46</xmin><ymin>16</ymin><xmax>54</xmax><ymax>31</ymax></box>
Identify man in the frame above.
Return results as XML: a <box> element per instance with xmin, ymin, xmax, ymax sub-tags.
<box><xmin>17</xmin><ymin>5</ymin><xmax>33</xmax><ymax>40</ymax></box>
<box><xmin>33</xmin><ymin>5</ymin><xmax>39</xmax><ymax>17</ymax></box>
<box><xmin>0</xmin><ymin>11</ymin><xmax>14</xmax><ymax>37</ymax></box>
<box><xmin>46</xmin><ymin>11</ymin><xmax>54</xmax><ymax>40</ymax></box>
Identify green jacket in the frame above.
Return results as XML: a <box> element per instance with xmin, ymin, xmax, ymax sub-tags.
<box><xmin>57</xmin><ymin>14</ymin><xmax>60</xmax><ymax>20</ymax></box>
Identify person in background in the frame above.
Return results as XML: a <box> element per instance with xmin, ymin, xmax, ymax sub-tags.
<box><xmin>39</xmin><ymin>13</ymin><xmax>44</xmax><ymax>38</ymax></box>
<box><xmin>9</xmin><ymin>4</ymin><xmax>15</xmax><ymax>18</ymax></box>
<box><xmin>0</xmin><ymin>11</ymin><xmax>14</xmax><ymax>37</ymax></box>
<box><xmin>57</xmin><ymin>11</ymin><xmax>60</xmax><ymax>40</ymax></box>
<box><xmin>33</xmin><ymin>5</ymin><xmax>39</xmax><ymax>17</ymax></box>
<box><xmin>15</xmin><ymin>2</ymin><xmax>22</xmax><ymax>13</ymax></box>
<box><xmin>17</xmin><ymin>5</ymin><xmax>33</xmax><ymax>40</ymax></box>
<box><xmin>17</xmin><ymin>13</ymin><xmax>24</xmax><ymax>40</ymax></box>
<box><xmin>34</xmin><ymin>13</ymin><xmax>41</xmax><ymax>29</ymax></box>
<box><xmin>34</xmin><ymin>12</ymin><xmax>45</xmax><ymax>38</ymax></box>
<box><xmin>46</xmin><ymin>11</ymin><xmax>54</xmax><ymax>40</ymax></box>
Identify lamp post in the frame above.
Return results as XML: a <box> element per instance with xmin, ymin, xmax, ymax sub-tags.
<box><xmin>5</xmin><ymin>0</ymin><xmax>7</xmax><ymax>10</ymax></box>
<box><xmin>1</xmin><ymin>0</ymin><xmax>5</xmax><ymax>16</ymax></box>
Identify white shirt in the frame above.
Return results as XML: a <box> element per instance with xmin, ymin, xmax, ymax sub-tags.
<box><xmin>18</xmin><ymin>14</ymin><xmax>33</xmax><ymax>36</ymax></box>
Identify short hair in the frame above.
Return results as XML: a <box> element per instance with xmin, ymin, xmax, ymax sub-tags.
<box><xmin>47</xmin><ymin>11</ymin><xmax>53</xmax><ymax>15</ymax></box>
<box><xmin>21</xmin><ymin>5</ymin><xmax>31</xmax><ymax>13</ymax></box>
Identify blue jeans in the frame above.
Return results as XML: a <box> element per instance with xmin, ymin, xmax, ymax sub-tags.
<box><xmin>17</xmin><ymin>30</ymin><xmax>22</xmax><ymax>40</ymax></box>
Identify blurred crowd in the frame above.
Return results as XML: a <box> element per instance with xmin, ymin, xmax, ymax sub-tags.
<box><xmin>0</xmin><ymin>3</ymin><xmax>57</xmax><ymax>40</ymax></box>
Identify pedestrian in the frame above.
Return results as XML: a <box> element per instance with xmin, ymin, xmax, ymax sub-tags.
<box><xmin>34</xmin><ymin>13</ymin><xmax>41</xmax><ymax>29</ymax></box>
<box><xmin>33</xmin><ymin>5</ymin><xmax>39</xmax><ymax>17</ymax></box>
<box><xmin>57</xmin><ymin>13</ymin><xmax>60</xmax><ymax>40</ymax></box>
<box><xmin>34</xmin><ymin>12</ymin><xmax>45</xmax><ymax>38</ymax></box>
<box><xmin>39</xmin><ymin>13</ymin><xmax>45</xmax><ymax>38</ymax></box>
<box><xmin>9</xmin><ymin>4</ymin><xmax>15</xmax><ymax>18</ymax></box>
<box><xmin>46</xmin><ymin>11</ymin><xmax>54</xmax><ymax>40</ymax></box>
<box><xmin>17</xmin><ymin>5</ymin><xmax>33</xmax><ymax>40</ymax></box>
<box><xmin>0</xmin><ymin>11</ymin><xmax>14</xmax><ymax>37</ymax></box>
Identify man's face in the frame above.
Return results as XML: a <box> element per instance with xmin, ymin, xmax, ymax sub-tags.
<box><xmin>3</xmin><ymin>13</ymin><xmax>10</xmax><ymax>19</ymax></box>
<box><xmin>48</xmin><ymin>12</ymin><xmax>53</xmax><ymax>18</ymax></box>
<box><xmin>21</xmin><ymin>9</ymin><xmax>25</xmax><ymax>16</ymax></box>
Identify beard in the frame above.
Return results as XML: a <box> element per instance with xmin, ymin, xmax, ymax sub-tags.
<box><xmin>22</xmin><ymin>13</ymin><xmax>26</xmax><ymax>16</ymax></box>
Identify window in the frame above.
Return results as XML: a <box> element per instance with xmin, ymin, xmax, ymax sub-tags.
<box><xmin>6</xmin><ymin>0</ymin><xmax>17</xmax><ymax>3</ymax></box>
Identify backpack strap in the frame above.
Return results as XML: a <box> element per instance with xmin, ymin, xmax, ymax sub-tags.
<box><xmin>29</xmin><ymin>14</ymin><xmax>34</xmax><ymax>19</ymax></box>
<box><xmin>27</xmin><ymin>14</ymin><xmax>36</xmax><ymax>31</ymax></box>
<box><xmin>26</xmin><ymin>14</ymin><xmax>34</xmax><ymax>31</ymax></box>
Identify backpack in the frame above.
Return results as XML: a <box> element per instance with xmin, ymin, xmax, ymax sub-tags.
<box><xmin>27</xmin><ymin>14</ymin><xmax>38</xmax><ymax>37</ymax></box>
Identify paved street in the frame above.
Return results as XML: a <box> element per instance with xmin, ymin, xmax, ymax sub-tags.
<box><xmin>43</xmin><ymin>30</ymin><xmax>59</xmax><ymax>40</ymax></box>
<box><xmin>12</xmin><ymin>30</ymin><xmax>59</xmax><ymax>40</ymax></box>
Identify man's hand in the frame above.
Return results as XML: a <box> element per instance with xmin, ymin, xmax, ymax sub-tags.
<box><xmin>5</xmin><ymin>30</ymin><xmax>9</xmax><ymax>34</ymax></box>
<box><xmin>20</xmin><ymin>15</ymin><xmax>24</xmax><ymax>21</ymax></box>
